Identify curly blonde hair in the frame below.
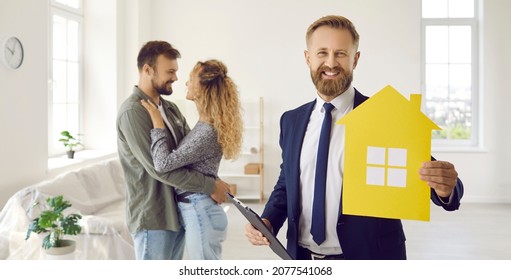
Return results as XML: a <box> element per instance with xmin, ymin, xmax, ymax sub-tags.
<box><xmin>193</xmin><ymin>60</ymin><xmax>243</xmax><ymax>159</ymax></box>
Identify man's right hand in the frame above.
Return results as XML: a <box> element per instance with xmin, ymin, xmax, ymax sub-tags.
<box><xmin>210</xmin><ymin>179</ymin><xmax>230</xmax><ymax>204</ymax></box>
<box><xmin>245</xmin><ymin>219</ymin><xmax>272</xmax><ymax>246</ymax></box>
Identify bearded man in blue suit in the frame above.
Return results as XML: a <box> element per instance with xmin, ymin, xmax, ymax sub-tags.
<box><xmin>245</xmin><ymin>15</ymin><xmax>464</xmax><ymax>260</ymax></box>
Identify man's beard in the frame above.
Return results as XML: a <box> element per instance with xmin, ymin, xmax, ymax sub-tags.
<box><xmin>152</xmin><ymin>77</ymin><xmax>173</xmax><ymax>96</ymax></box>
<box><xmin>310</xmin><ymin>66</ymin><xmax>353</xmax><ymax>98</ymax></box>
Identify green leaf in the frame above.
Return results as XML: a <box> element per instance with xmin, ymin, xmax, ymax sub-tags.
<box><xmin>60</xmin><ymin>131</ymin><xmax>72</xmax><ymax>138</ymax></box>
<box><xmin>26</xmin><ymin>218</ymin><xmax>47</xmax><ymax>240</ymax></box>
<box><xmin>61</xmin><ymin>214</ymin><xmax>82</xmax><ymax>235</ymax></box>
<box><xmin>42</xmin><ymin>234</ymin><xmax>53</xmax><ymax>250</ymax></box>
<box><xmin>38</xmin><ymin>210</ymin><xmax>61</xmax><ymax>228</ymax></box>
<box><xmin>47</xmin><ymin>195</ymin><xmax>71</xmax><ymax>213</ymax></box>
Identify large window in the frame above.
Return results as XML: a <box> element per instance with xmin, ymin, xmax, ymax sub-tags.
<box><xmin>49</xmin><ymin>0</ymin><xmax>83</xmax><ymax>156</ymax></box>
<box><xmin>421</xmin><ymin>0</ymin><xmax>479</xmax><ymax>147</ymax></box>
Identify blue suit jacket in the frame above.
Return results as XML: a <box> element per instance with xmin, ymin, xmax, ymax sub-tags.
<box><xmin>262</xmin><ymin>89</ymin><xmax>464</xmax><ymax>260</ymax></box>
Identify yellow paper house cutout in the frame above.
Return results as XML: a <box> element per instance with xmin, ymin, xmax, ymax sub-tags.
<box><xmin>336</xmin><ymin>85</ymin><xmax>440</xmax><ymax>221</ymax></box>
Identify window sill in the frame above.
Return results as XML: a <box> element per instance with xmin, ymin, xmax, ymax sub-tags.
<box><xmin>48</xmin><ymin>149</ymin><xmax>118</xmax><ymax>173</ymax></box>
<box><xmin>432</xmin><ymin>146</ymin><xmax>488</xmax><ymax>153</ymax></box>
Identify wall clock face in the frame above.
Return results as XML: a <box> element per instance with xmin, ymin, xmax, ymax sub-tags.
<box><xmin>2</xmin><ymin>37</ymin><xmax>24</xmax><ymax>69</ymax></box>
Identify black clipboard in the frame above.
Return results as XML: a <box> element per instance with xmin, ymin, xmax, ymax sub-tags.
<box><xmin>226</xmin><ymin>193</ymin><xmax>293</xmax><ymax>260</ymax></box>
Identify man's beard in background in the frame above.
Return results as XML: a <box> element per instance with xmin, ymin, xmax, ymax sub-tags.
<box><xmin>152</xmin><ymin>77</ymin><xmax>173</xmax><ymax>96</ymax></box>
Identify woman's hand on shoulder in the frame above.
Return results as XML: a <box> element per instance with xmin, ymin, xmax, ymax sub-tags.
<box><xmin>140</xmin><ymin>99</ymin><xmax>165</xmax><ymax>128</ymax></box>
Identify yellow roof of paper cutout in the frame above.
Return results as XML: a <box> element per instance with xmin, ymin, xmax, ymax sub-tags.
<box><xmin>336</xmin><ymin>85</ymin><xmax>440</xmax><ymax>221</ymax></box>
<box><xmin>337</xmin><ymin>85</ymin><xmax>440</xmax><ymax>131</ymax></box>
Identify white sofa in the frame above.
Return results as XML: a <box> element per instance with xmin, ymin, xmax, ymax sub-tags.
<box><xmin>0</xmin><ymin>158</ymin><xmax>135</xmax><ymax>259</ymax></box>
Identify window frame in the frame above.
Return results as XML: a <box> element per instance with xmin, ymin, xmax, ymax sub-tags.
<box><xmin>51</xmin><ymin>0</ymin><xmax>83</xmax><ymax>13</ymax></box>
<box><xmin>48</xmin><ymin>1</ymin><xmax>83</xmax><ymax>157</ymax></box>
<box><xmin>420</xmin><ymin>0</ymin><xmax>480</xmax><ymax>149</ymax></box>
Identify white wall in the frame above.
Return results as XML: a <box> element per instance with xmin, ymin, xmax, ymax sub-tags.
<box><xmin>149</xmin><ymin>0</ymin><xmax>511</xmax><ymax>203</ymax></box>
<box><xmin>0</xmin><ymin>0</ymin><xmax>49</xmax><ymax>207</ymax></box>
<box><xmin>1</xmin><ymin>0</ymin><xmax>510</xmax><ymax>209</ymax></box>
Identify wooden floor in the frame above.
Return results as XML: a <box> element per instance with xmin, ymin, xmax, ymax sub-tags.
<box><xmin>220</xmin><ymin>202</ymin><xmax>511</xmax><ymax>260</ymax></box>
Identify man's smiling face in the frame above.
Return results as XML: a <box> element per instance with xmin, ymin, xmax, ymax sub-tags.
<box><xmin>305</xmin><ymin>26</ymin><xmax>360</xmax><ymax>100</ymax></box>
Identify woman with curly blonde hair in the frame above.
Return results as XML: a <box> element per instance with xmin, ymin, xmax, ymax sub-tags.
<box><xmin>141</xmin><ymin>59</ymin><xmax>242</xmax><ymax>259</ymax></box>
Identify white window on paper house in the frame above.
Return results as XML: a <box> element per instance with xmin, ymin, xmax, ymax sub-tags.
<box><xmin>366</xmin><ymin>146</ymin><xmax>407</xmax><ymax>188</ymax></box>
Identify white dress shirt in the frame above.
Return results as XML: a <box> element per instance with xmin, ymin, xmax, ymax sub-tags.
<box><xmin>298</xmin><ymin>86</ymin><xmax>355</xmax><ymax>255</ymax></box>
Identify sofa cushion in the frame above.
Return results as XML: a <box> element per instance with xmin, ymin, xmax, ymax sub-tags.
<box><xmin>28</xmin><ymin>171</ymin><xmax>95</xmax><ymax>216</ymax></box>
<box><xmin>76</xmin><ymin>159</ymin><xmax>126</xmax><ymax>215</ymax></box>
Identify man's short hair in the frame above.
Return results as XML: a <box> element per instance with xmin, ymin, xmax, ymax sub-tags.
<box><xmin>305</xmin><ymin>15</ymin><xmax>360</xmax><ymax>50</ymax></box>
<box><xmin>137</xmin><ymin>41</ymin><xmax>181</xmax><ymax>71</ymax></box>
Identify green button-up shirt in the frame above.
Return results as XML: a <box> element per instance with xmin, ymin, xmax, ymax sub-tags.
<box><xmin>116</xmin><ymin>86</ymin><xmax>215</xmax><ymax>233</ymax></box>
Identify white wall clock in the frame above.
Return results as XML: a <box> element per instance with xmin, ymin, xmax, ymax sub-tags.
<box><xmin>2</xmin><ymin>36</ymin><xmax>24</xmax><ymax>69</ymax></box>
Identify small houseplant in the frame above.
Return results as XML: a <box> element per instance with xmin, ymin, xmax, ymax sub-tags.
<box><xmin>25</xmin><ymin>195</ymin><xmax>82</xmax><ymax>255</ymax></box>
<box><xmin>59</xmin><ymin>130</ymin><xmax>82</xmax><ymax>158</ymax></box>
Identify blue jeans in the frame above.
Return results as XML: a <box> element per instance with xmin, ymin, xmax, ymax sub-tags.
<box><xmin>178</xmin><ymin>192</ymin><xmax>228</xmax><ymax>260</ymax></box>
<box><xmin>132</xmin><ymin>228</ymin><xmax>185</xmax><ymax>260</ymax></box>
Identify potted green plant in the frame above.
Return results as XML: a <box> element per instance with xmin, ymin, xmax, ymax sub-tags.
<box><xmin>59</xmin><ymin>130</ymin><xmax>82</xmax><ymax>158</ymax></box>
<box><xmin>25</xmin><ymin>195</ymin><xmax>82</xmax><ymax>257</ymax></box>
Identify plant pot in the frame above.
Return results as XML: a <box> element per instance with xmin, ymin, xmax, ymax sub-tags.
<box><xmin>45</xmin><ymin>240</ymin><xmax>76</xmax><ymax>260</ymax></box>
<box><xmin>67</xmin><ymin>150</ymin><xmax>75</xmax><ymax>159</ymax></box>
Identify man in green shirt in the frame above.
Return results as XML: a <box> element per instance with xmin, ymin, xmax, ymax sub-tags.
<box><xmin>117</xmin><ymin>41</ymin><xmax>230</xmax><ymax>260</ymax></box>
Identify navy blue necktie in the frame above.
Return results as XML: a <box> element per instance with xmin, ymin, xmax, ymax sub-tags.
<box><xmin>311</xmin><ymin>102</ymin><xmax>335</xmax><ymax>245</ymax></box>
